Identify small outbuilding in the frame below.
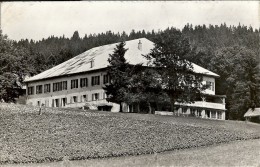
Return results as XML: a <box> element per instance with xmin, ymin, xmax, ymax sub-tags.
<box><xmin>244</xmin><ymin>108</ymin><xmax>260</xmax><ymax>123</ymax></box>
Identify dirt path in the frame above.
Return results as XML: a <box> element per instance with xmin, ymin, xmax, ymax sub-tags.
<box><xmin>3</xmin><ymin>139</ymin><xmax>260</xmax><ymax>167</ymax></box>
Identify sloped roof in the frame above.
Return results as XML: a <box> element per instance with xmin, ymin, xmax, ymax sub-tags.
<box><xmin>25</xmin><ymin>38</ymin><xmax>219</xmax><ymax>82</ymax></box>
<box><xmin>244</xmin><ymin>108</ymin><xmax>260</xmax><ymax>117</ymax></box>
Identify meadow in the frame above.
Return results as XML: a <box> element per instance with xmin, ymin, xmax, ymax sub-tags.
<box><xmin>0</xmin><ymin>103</ymin><xmax>259</xmax><ymax>164</ymax></box>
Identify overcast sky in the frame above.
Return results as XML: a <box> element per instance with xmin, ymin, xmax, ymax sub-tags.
<box><xmin>1</xmin><ymin>1</ymin><xmax>259</xmax><ymax>41</ymax></box>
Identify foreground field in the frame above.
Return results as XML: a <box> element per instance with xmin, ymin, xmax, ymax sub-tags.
<box><xmin>0</xmin><ymin>103</ymin><xmax>260</xmax><ymax>164</ymax></box>
<box><xmin>5</xmin><ymin>139</ymin><xmax>259</xmax><ymax>167</ymax></box>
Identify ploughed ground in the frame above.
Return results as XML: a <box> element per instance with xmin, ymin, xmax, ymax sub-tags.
<box><xmin>0</xmin><ymin>103</ymin><xmax>259</xmax><ymax>164</ymax></box>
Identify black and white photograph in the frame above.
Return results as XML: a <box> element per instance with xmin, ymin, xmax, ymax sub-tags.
<box><xmin>0</xmin><ymin>1</ymin><xmax>259</xmax><ymax>167</ymax></box>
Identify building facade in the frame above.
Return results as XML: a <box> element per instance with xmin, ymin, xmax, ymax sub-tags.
<box><xmin>25</xmin><ymin>38</ymin><xmax>226</xmax><ymax>120</ymax></box>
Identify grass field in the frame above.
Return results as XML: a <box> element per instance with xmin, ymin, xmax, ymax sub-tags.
<box><xmin>0</xmin><ymin>103</ymin><xmax>260</xmax><ymax>165</ymax></box>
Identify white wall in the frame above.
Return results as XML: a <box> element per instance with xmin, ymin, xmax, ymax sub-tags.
<box><xmin>26</xmin><ymin>70</ymin><xmax>108</xmax><ymax>108</ymax></box>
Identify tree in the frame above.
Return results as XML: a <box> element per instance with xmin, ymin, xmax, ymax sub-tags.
<box><xmin>212</xmin><ymin>46</ymin><xmax>260</xmax><ymax>120</ymax></box>
<box><xmin>145</xmin><ymin>28</ymin><xmax>206</xmax><ymax>112</ymax></box>
<box><xmin>103</xmin><ymin>41</ymin><xmax>130</xmax><ymax>112</ymax></box>
<box><xmin>0</xmin><ymin>31</ymin><xmax>33</xmax><ymax>102</ymax></box>
<box><xmin>118</xmin><ymin>64</ymin><xmax>167</xmax><ymax>114</ymax></box>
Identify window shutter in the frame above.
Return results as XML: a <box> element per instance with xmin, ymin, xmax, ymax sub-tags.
<box><xmin>80</xmin><ymin>79</ymin><xmax>82</xmax><ymax>87</ymax></box>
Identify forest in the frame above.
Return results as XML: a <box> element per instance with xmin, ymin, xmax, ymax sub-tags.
<box><xmin>1</xmin><ymin>23</ymin><xmax>260</xmax><ymax>120</ymax></box>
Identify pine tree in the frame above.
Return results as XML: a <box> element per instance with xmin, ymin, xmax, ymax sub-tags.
<box><xmin>103</xmin><ymin>41</ymin><xmax>130</xmax><ymax>112</ymax></box>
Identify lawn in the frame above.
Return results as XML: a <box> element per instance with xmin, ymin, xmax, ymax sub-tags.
<box><xmin>0</xmin><ymin>103</ymin><xmax>260</xmax><ymax>165</ymax></box>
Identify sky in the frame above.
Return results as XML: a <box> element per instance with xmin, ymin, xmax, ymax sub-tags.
<box><xmin>1</xmin><ymin>1</ymin><xmax>259</xmax><ymax>41</ymax></box>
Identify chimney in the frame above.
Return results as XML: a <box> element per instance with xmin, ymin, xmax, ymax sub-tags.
<box><xmin>90</xmin><ymin>59</ymin><xmax>94</xmax><ymax>68</ymax></box>
<box><xmin>138</xmin><ymin>40</ymin><xmax>142</xmax><ymax>51</ymax></box>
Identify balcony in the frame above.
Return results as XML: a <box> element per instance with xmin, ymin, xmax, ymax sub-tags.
<box><xmin>176</xmin><ymin>101</ymin><xmax>225</xmax><ymax>110</ymax></box>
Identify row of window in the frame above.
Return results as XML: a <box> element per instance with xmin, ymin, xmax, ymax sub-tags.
<box><xmin>178</xmin><ymin>108</ymin><xmax>222</xmax><ymax>119</ymax></box>
<box><xmin>28</xmin><ymin>75</ymin><xmax>110</xmax><ymax>95</ymax></box>
<box><xmin>207</xmin><ymin>110</ymin><xmax>222</xmax><ymax>119</ymax></box>
<box><xmin>37</xmin><ymin>92</ymin><xmax>107</xmax><ymax>107</ymax></box>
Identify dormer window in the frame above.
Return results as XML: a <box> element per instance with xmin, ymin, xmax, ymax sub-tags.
<box><xmin>90</xmin><ymin>59</ymin><xmax>94</xmax><ymax>68</ymax></box>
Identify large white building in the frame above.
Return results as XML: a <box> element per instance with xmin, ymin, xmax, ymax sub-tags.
<box><xmin>24</xmin><ymin>38</ymin><xmax>226</xmax><ymax>120</ymax></box>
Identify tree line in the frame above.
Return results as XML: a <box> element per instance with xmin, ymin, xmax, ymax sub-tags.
<box><xmin>0</xmin><ymin>23</ymin><xmax>260</xmax><ymax>120</ymax></box>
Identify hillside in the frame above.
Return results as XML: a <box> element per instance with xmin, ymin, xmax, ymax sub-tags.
<box><xmin>0</xmin><ymin>103</ymin><xmax>260</xmax><ymax>165</ymax></box>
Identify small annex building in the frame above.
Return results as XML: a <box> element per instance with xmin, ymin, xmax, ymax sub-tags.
<box><xmin>244</xmin><ymin>108</ymin><xmax>260</xmax><ymax>123</ymax></box>
<box><xmin>24</xmin><ymin>38</ymin><xmax>226</xmax><ymax>120</ymax></box>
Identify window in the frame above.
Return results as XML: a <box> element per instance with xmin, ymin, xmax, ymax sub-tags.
<box><xmin>191</xmin><ymin>108</ymin><xmax>196</xmax><ymax>116</ymax></box>
<box><xmin>197</xmin><ymin>109</ymin><xmax>202</xmax><ymax>117</ymax></box>
<box><xmin>53</xmin><ymin>83</ymin><xmax>57</xmax><ymax>92</ymax></box>
<box><xmin>53</xmin><ymin>82</ymin><xmax>58</xmax><ymax>92</ymax></box>
<box><xmin>44</xmin><ymin>84</ymin><xmax>50</xmax><ymax>93</ymax></box>
<box><xmin>73</xmin><ymin>96</ymin><xmax>78</xmax><ymax>103</ymax></box>
<box><xmin>53</xmin><ymin>82</ymin><xmax>65</xmax><ymax>92</ymax></box>
<box><xmin>211</xmin><ymin>111</ymin><xmax>216</xmax><ymax>119</ymax></box>
<box><xmin>103</xmin><ymin>74</ymin><xmax>110</xmax><ymax>84</ymax></box>
<box><xmin>182</xmin><ymin>108</ymin><xmax>187</xmax><ymax>114</ymax></box>
<box><xmin>63</xmin><ymin>81</ymin><xmax>67</xmax><ymax>90</ymax></box>
<box><xmin>83</xmin><ymin>95</ymin><xmax>87</xmax><ymax>102</ymax></box>
<box><xmin>206</xmin><ymin>110</ymin><xmax>210</xmax><ymax>118</ymax></box>
<box><xmin>36</xmin><ymin>85</ymin><xmax>43</xmax><ymax>94</ymax></box>
<box><xmin>91</xmin><ymin>76</ymin><xmax>100</xmax><ymax>86</ymax></box>
<box><xmin>71</xmin><ymin>79</ymin><xmax>78</xmax><ymax>89</ymax></box>
<box><xmin>62</xmin><ymin>98</ymin><xmax>67</xmax><ymax>107</ymax></box>
<box><xmin>92</xmin><ymin>93</ymin><xmax>99</xmax><ymax>101</ymax></box>
<box><xmin>28</xmin><ymin>86</ymin><xmax>34</xmax><ymax>95</ymax></box>
<box><xmin>217</xmin><ymin>111</ymin><xmax>222</xmax><ymax>119</ymax></box>
<box><xmin>80</xmin><ymin>78</ymin><xmax>88</xmax><ymax>87</ymax></box>
<box><xmin>206</xmin><ymin>81</ymin><xmax>215</xmax><ymax>91</ymax></box>
<box><xmin>55</xmin><ymin>99</ymin><xmax>59</xmax><ymax>107</ymax></box>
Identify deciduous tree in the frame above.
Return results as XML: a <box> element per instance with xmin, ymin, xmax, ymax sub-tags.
<box><xmin>0</xmin><ymin>31</ymin><xmax>33</xmax><ymax>102</ymax></box>
<box><xmin>145</xmin><ymin>28</ymin><xmax>206</xmax><ymax>112</ymax></box>
<box><xmin>212</xmin><ymin>46</ymin><xmax>260</xmax><ymax>120</ymax></box>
